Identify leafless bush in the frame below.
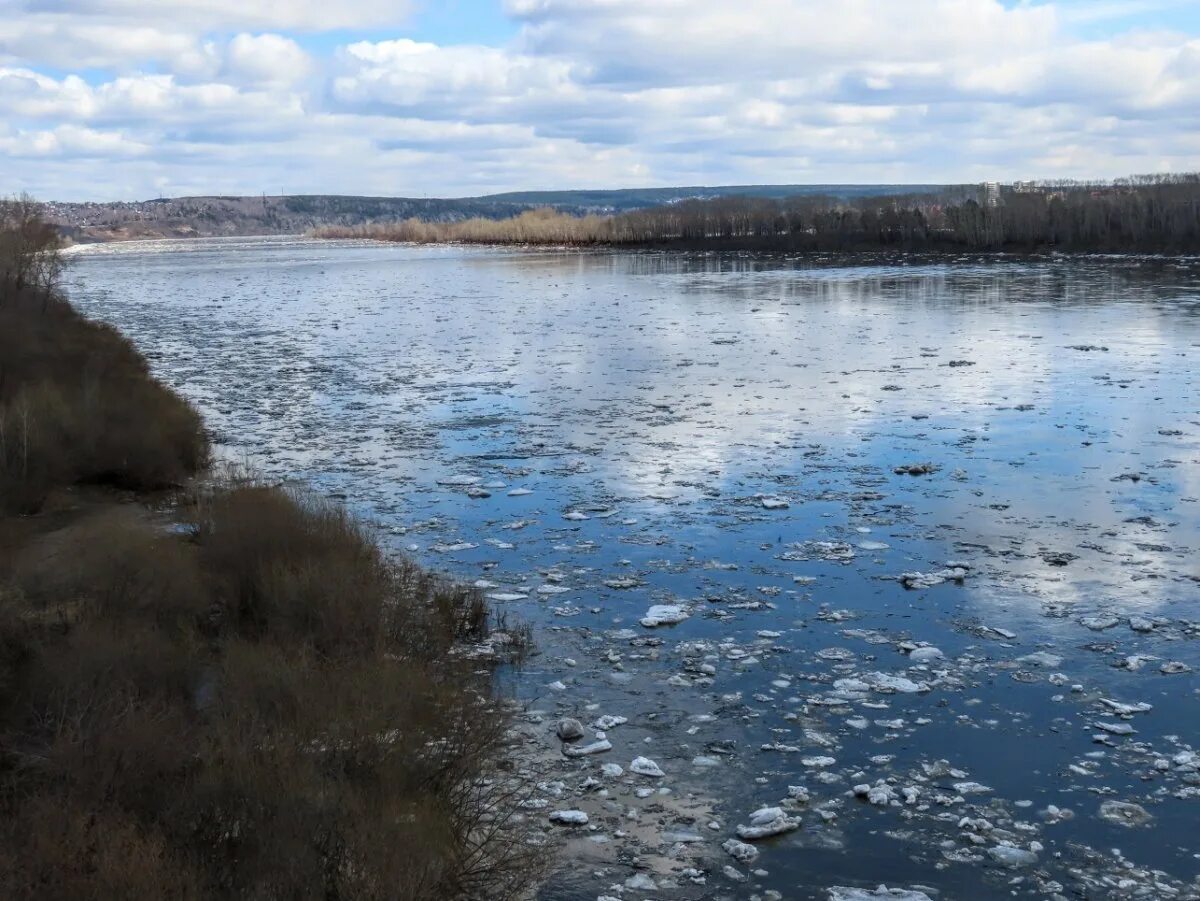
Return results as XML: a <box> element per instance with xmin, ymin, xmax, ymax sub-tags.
<box><xmin>0</xmin><ymin>194</ymin><xmax>64</xmax><ymax>303</ymax></box>
<box><xmin>0</xmin><ymin>485</ymin><xmax>541</xmax><ymax>899</ymax></box>
<box><xmin>0</xmin><ymin>263</ymin><xmax>210</xmax><ymax>512</ymax></box>
<box><xmin>0</xmin><ymin>798</ymin><xmax>204</xmax><ymax>901</ymax></box>
<box><xmin>0</xmin><ymin>200</ymin><xmax>541</xmax><ymax>899</ymax></box>
<box><xmin>317</xmin><ymin>206</ymin><xmax>615</xmax><ymax>245</ymax></box>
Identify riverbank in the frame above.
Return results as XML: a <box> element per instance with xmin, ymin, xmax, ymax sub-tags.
<box><xmin>0</xmin><ymin>208</ymin><xmax>540</xmax><ymax>899</ymax></box>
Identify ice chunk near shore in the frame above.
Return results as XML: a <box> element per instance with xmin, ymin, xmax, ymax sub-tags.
<box><xmin>630</xmin><ymin>756</ymin><xmax>665</xmax><ymax>777</ymax></box>
<box><xmin>507</xmin><ymin>488</ymin><xmax>532</xmax><ymax>496</ymax></box>
<box><xmin>864</xmin><ymin>672</ymin><xmax>929</xmax><ymax>694</ymax></box>
<box><xmin>736</xmin><ymin>807</ymin><xmax>800</xmax><ymax>840</ymax></box>
<box><xmin>624</xmin><ymin>873</ymin><xmax>657</xmax><ymax>891</ymax></box>
<box><xmin>604</xmin><ymin>577</ymin><xmax>641</xmax><ymax>590</ymax></box>
<box><xmin>829</xmin><ymin>888</ymin><xmax>934</xmax><ymax>901</ymax></box>
<box><xmin>436</xmin><ymin>476</ymin><xmax>479</xmax><ymax>486</ymax></box>
<box><xmin>1116</xmin><ymin>654</ymin><xmax>1156</xmax><ymax>671</ymax></box>
<box><xmin>722</xmin><ymin>838</ymin><xmax>759</xmax><ymax>863</ymax></box>
<box><xmin>907</xmin><ymin>646</ymin><xmax>944</xmax><ymax>664</ymax></box>
<box><xmin>1099</xmin><ymin>699</ymin><xmax>1153</xmax><ymax>715</ymax></box>
<box><xmin>431</xmin><ymin>541</ymin><xmax>478</xmax><ymax>553</ymax></box>
<box><xmin>1098</xmin><ymin>800</ymin><xmax>1153</xmax><ymax>827</ymax></box>
<box><xmin>952</xmin><ymin>781</ymin><xmax>992</xmax><ymax>795</ymax></box>
<box><xmin>563</xmin><ymin>739</ymin><xmax>613</xmax><ymax>758</ymax></box>
<box><xmin>548</xmin><ymin>810</ymin><xmax>589</xmax><ymax>826</ymax></box>
<box><xmin>641</xmin><ymin>604</ymin><xmax>689</xmax><ymax>628</ymax></box>
<box><xmin>802</xmin><ymin>756</ymin><xmax>837</xmax><ymax>768</ymax></box>
<box><xmin>988</xmin><ymin>844</ymin><xmax>1038</xmax><ymax>867</ymax></box>
<box><xmin>853</xmin><ymin>783</ymin><xmax>897</xmax><ymax>806</ymax></box>
<box><xmin>487</xmin><ymin>592</ymin><xmax>528</xmax><ymax>602</ymax></box>
<box><xmin>899</xmin><ymin>568</ymin><xmax>966</xmax><ymax>589</ymax></box>
<box><xmin>760</xmin><ymin>496</ymin><xmax>790</xmax><ymax>510</ymax></box>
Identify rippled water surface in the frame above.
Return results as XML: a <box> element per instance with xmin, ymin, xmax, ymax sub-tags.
<box><xmin>65</xmin><ymin>237</ymin><xmax>1200</xmax><ymax>900</ymax></box>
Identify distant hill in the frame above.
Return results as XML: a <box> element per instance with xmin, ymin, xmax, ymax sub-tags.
<box><xmin>46</xmin><ymin>184</ymin><xmax>958</xmax><ymax>243</ymax></box>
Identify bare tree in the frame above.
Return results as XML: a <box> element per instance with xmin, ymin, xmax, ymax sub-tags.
<box><xmin>0</xmin><ymin>194</ymin><xmax>65</xmax><ymax>307</ymax></box>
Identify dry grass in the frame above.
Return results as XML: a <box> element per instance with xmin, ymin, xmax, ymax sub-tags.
<box><xmin>0</xmin><ymin>203</ymin><xmax>541</xmax><ymax>900</ymax></box>
<box><xmin>317</xmin><ymin>206</ymin><xmax>615</xmax><ymax>245</ymax></box>
<box><xmin>0</xmin><ymin>286</ymin><xmax>210</xmax><ymax>513</ymax></box>
<box><xmin>0</xmin><ymin>481</ymin><xmax>541</xmax><ymax>901</ymax></box>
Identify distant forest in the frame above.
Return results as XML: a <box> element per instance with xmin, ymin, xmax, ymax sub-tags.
<box><xmin>46</xmin><ymin>183</ymin><xmax>938</xmax><ymax>243</ymax></box>
<box><xmin>318</xmin><ymin>174</ymin><xmax>1200</xmax><ymax>253</ymax></box>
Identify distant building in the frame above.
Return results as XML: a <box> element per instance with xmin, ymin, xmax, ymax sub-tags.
<box><xmin>982</xmin><ymin>182</ymin><xmax>1002</xmax><ymax>208</ymax></box>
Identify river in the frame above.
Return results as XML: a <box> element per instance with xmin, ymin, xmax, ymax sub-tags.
<box><xmin>64</xmin><ymin>236</ymin><xmax>1200</xmax><ymax>900</ymax></box>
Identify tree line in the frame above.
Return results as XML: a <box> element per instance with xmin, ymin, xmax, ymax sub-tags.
<box><xmin>316</xmin><ymin>174</ymin><xmax>1200</xmax><ymax>253</ymax></box>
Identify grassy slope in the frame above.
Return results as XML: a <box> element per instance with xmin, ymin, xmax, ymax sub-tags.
<box><xmin>0</xmin><ymin>277</ymin><xmax>537</xmax><ymax>898</ymax></box>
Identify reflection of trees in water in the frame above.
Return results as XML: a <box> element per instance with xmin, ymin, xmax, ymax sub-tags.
<box><xmin>546</xmin><ymin>251</ymin><xmax>1200</xmax><ymax>316</ymax></box>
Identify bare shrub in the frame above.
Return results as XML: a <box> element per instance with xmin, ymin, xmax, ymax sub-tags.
<box><xmin>0</xmin><ymin>798</ymin><xmax>204</xmax><ymax>901</ymax></box>
<box><xmin>194</xmin><ymin>486</ymin><xmax>391</xmax><ymax>653</ymax></box>
<box><xmin>0</xmin><ymin>492</ymin><xmax>541</xmax><ymax>900</ymax></box>
<box><xmin>0</xmin><ymin>199</ymin><xmax>539</xmax><ymax>900</ymax></box>
<box><xmin>1</xmin><ymin>203</ymin><xmax>209</xmax><ymax>513</ymax></box>
<box><xmin>185</xmin><ymin>640</ymin><xmax>538</xmax><ymax>899</ymax></box>
<box><xmin>0</xmin><ymin>194</ymin><xmax>64</xmax><ymax>302</ymax></box>
<box><xmin>317</xmin><ymin>206</ymin><xmax>614</xmax><ymax>245</ymax></box>
<box><xmin>11</xmin><ymin>506</ymin><xmax>209</xmax><ymax>632</ymax></box>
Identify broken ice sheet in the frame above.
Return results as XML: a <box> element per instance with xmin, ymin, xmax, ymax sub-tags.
<box><xmin>640</xmin><ymin>604</ymin><xmax>689</xmax><ymax>627</ymax></box>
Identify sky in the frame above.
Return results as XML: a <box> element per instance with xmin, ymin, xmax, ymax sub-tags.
<box><xmin>1</xmin><ymin>0</ymin><xmax>1199</xmax><ymax>201</ymax></box>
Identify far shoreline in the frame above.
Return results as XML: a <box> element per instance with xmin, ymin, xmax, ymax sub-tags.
<box><xmin>63</xmin><ymin>232</ymin><xmax>1200</xmax><ymax>266</ymax></box>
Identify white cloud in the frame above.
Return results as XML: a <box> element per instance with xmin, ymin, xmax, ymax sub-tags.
<box><xmin>333</xmin><ymin>39</ymin><xmax>580</xmax><ymax>114</ymax></box>
<box><xmin>224</xmin><ymin>33</ymin><xmax>311</xmax><ymax>86</ymax></box>
<box><xmin>508</xmin><ymin>0</ymin><xmax>1057</xmax><ymax>84</ymax></box>
<box><xmin>10</xmin><ymin>0</ymin><xmax>417</xmax><ymax>32</ymax></box>
<box><xmin>2</xmin><ymin>0</ymin><xmax>1199</xmax><ymax>199</ymax></box>
<box><xmin>0</xmin><ymin>20</ymin><xmax>208</xmax><ymax>72</ymax></box>
<box><xmin>0</xmin><ymin>122</ymin><xmax>148</xmax><ymax>158</ymax></box>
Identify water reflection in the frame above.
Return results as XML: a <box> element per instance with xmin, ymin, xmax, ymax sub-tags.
<box><xmin>64</xmin><ymin>240</ymin><xmax>1200</xmax><ymax>618</ymax></box>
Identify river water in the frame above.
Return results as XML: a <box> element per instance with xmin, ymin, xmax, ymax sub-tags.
<box><xmin>65</xmin><ymin>237</ymin><xmax>1200</xmax><ymax>900</ymax></box>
